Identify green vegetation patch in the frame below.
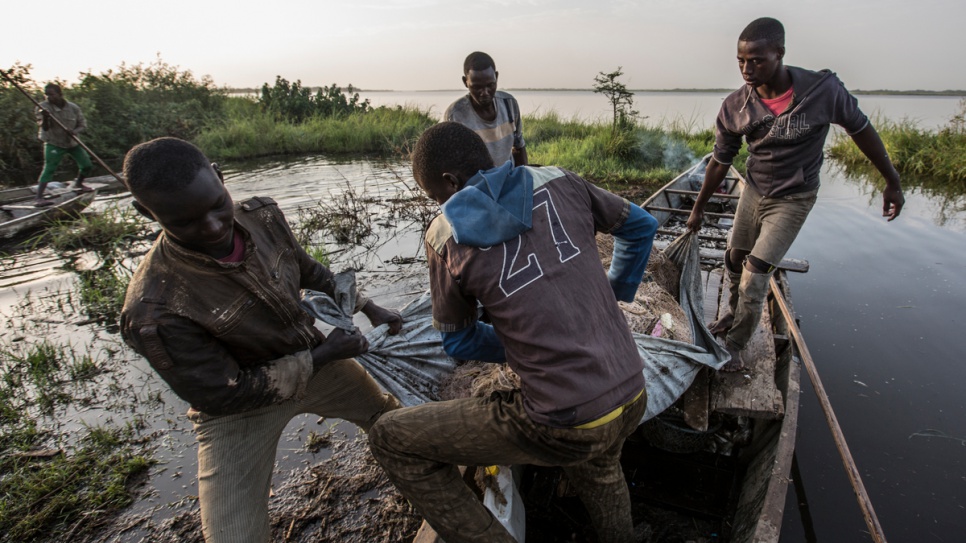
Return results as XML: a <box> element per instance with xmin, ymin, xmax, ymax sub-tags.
<box><xmin>0</xmin><ymin>425</ymin><xmax>152</xmax><ymax>543</ymax></box>
<box><xmin>525</xmin><ymin>112</ymin><xmax>746</xmax><ymax>188</ymax></box>
<box><xmin>27</xmin><ymin>204</ymin><xmax>152</xmax><ymax>323</ymax></box>
<box><xmin>1</xmin><ymin>59</ymin><xmax>226</xmax><ymax>184</ymax></box>
<box><xmin>0</xmin><ymin>338</ymin><xmax>152</xmax><ymax>543</ymax></box>
<box><xmin>37</xmin><ymin>204</ymin><xmax>151</xmax><ymax>252</ymax></box>
<box><xmin>197</xmin><ymin>103</ymin><xmax>435</xmax><ymax>161</ymax></box>
<box><xmin>829</xmin><ymin>99</ymin><xmax>966</xmax><ymax>187</ymax></box>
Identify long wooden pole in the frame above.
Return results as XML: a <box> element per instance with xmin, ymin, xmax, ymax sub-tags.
<box><xmin>769</xmin><ymin>276</ymin><xmax>887</xmax><ymax>543</ymax></box>
<box><xmin>0</xmin><ymin>71</ymin><xmax>124</xmax><ymax>185</ymax></box>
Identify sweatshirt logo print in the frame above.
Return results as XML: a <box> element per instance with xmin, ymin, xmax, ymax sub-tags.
<box><xmin>770</xmin><ymin>114</ymin><xmax>812</xmax><ymax>140</ymax></box>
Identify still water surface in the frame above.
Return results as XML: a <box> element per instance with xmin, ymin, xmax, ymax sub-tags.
<box><xmin>1</xmin><ymin>92</ymin><xmax>963</xmax><ymax>541</ymax></box>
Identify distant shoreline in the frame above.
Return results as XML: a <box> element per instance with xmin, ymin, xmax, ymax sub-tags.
<box><xmin>227</xmin><ymin>87</ymin><xmax>966</xmax><ymax>97</ymax></box>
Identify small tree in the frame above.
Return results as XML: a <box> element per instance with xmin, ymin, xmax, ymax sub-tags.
<box><xmin>593</xmin><ymin>67</ymin><xmax>637</xmax><ymax>131</ymax></box>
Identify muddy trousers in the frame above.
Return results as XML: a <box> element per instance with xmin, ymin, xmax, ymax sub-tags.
<box><xmin>187</xmin><ymin>356</ymin><xmax>400</xmax><ymax>543</ymax></box>
<box><xmin>369</xmin><ymin>388</ymin><xmax>647</xmax><ymax>543</ymax></box>
<box><xmin>726</xmin><ymin>186</ymin><xmax>818</xmax><ymax>349</ymax></box>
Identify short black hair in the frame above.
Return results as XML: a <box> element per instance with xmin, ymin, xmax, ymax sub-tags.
<box><xmin>123</xmin><ymin>137</ymin><xmax>211</xmax><ymax>198</ymax></box>
<box><xmin>463</xmin><ymin>52</ymin><xmax>496</xmax><ymax>75</ymax></box>
<box><xmin>412</xmin><ymin>122</ymin><xmax>494</xmax><ymax>187</ymax></box>
<box><xmin>739</xmin><ymin>17</ymin><xmax>785</xmax><ymax>47</ymax></box>
<box><xmin>44</xmin><ymin>83</ymin><xmax>62</xmax><ymax>94</ymax></box>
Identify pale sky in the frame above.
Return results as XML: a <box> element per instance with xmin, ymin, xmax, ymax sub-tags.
<box><xmin>4</xmin><ymin>0</ymin><xmax>965</xmax><ymax>92</ymax></box>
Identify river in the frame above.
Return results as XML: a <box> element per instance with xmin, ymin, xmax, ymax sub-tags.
<box><xmin>2</xmin><ymin>90</ymin><xmax>964</xmax><ymax>542</ymax></box>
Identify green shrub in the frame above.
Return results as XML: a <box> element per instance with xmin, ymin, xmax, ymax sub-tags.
<box><xmin>197</xmin><ymin>104</ymin><xmax>434</xmax><ymax>160</ymax></box>
<box><xmin>259</xmin><ymin>77</ymin><xmax>370</xmax><ymax>122</ymax></box>
<box><xmin>71</xmin><ymin>56</ymin><xmax>228</xmax><ymax>158</ymax></box>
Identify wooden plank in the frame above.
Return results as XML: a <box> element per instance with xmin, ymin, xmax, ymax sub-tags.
<box><xmin>681</xmin><ymin>367</ymin><xmax>712</xmax><ymax>431</ymax></box>
<box><xmin>646</xmin><ymin>205</ymin><xmax>735</xmax><ymax>220</ymax></box>
<box><xmin>652</xmin><ymin>240</ymin><xmax>810</xmax><ymax>273</ymax></box>
<box><xmin>665</xmin><ymin>188</ymin><xmax>741</xmax><ymax>200</ymax></box>
<box><xmin>710</xmin><ymin>271</ymin><xmax>784</xmax><ymax>419</ymax></box>
<box><xmin>413</xmin><ymin>522</ymin><xmax>444</xmax><ymax>543</ymax></box>
<box><xmin>703</xmin><ymin>269</ymin><xmax>723</xmax><ymax>325</ymax></box>
<box><xmin>656</xmin><ymin>228</ymin><xmax>729</xmax><ymax>242</ymax></box>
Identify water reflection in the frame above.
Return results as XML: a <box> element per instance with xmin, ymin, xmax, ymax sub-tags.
<box><xmin>779</xmin><ymin>162</ymin><xmax>966</xmax><ymax>542</ymax></box>
<box><xmin>828</xmin><ymin>161</ymin><xmax>966</xmax><ymax>230</ymax></box>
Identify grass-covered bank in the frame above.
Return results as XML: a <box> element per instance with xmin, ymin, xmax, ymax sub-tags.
<box><xmin>196</xmin><ymin>100</ymin><xmax>435</xmax><ymax>161</ymax></box>
<box><xmin>525</xmin><ymin>112</ymin><xmax>746</xmax><ymax>189</ymax></box>
<box><xmin>828</xmin><ymin>100</ymin><xmax>966</xmax><ymax>187</ymax></box>
<box><xmin>0</xmin><ymin>205</ymin><xmax>157</xmax><ymax>542</ymax></box>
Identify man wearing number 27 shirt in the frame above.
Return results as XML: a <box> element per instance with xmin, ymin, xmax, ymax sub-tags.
<box><xmin>369</xmin><ymin>122</ymin><xmax>658</xmax><ymax>543</ymax></box>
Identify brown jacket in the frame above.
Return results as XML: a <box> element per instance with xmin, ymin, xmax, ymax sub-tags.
<box><xmin>121</xmin><ymin>196</ymin><xmax>334</xmax><ymax>416</ymax></box>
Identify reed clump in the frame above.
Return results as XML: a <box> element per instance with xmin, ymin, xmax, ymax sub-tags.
<box><xmin>196</xmin><ymin>102</ymin><xmax>435</xmax><ymax>161</ymax></box>
<box><xmin>0</xmin><ymin>425</ymin><xmax>152</xmax><ymax>543</ymax></box>
<box><xmin>0</xmin><ymin>338</ymin><xmax>152</xmax><ymax>543</ymax></box>
<box><xmin>828</xmin><ymin>100</ymin><xmax>966</xmax><ymax>186</ymax></box>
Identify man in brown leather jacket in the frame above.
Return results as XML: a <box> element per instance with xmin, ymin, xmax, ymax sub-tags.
<box><xmin>120</xmin><ymin>137</ymin><xmax>402</xmax><ymax>543</ymax></box>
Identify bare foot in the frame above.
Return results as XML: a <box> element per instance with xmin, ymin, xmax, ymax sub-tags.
<box><xmin>708</xmin><ymin>311</ymin><xmax>734</xmax><ymax>336</ymax></box>
<box><xmin>34</xmin><ymin>199</ymin><xmax>55</xmax><ymax>207</ymax></box>
<box><xmin>71</xmin><ymin>183</ymin><xmax>94</xmax><ymax>193</ymax></box>
<box><xmin>720</xmin><ymin>341</ymin><xmax>746</xmax><ymax>372</ymax></box>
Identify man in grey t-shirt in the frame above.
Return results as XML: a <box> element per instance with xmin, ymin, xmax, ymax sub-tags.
<box><xmin>443</xmin><ymin>51</ymin><xmax>528</xmax><ymax>167</ymax></box>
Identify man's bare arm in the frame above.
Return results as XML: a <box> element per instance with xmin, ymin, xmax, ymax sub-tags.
<box><xmin>850</xmin><ymin>124</ymin><xmax>904</xmax><ymax>221</ymax></box>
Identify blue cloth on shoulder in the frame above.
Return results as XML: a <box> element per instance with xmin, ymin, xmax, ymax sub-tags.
<box><xmin>441</xmin><ymin>161</ymin><xmax>534</xmax><ymax>247</ymax></box>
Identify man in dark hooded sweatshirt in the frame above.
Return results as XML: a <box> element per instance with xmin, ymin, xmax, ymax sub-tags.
<box><xmin>369</xmin><ymin>122</ymin><xmax>658</xmax><ymax>543</ymax></box>
<box><xmin>687</xmin><ymin>17</ymin><xmax>904</xmax><ymax>371</ymax></box>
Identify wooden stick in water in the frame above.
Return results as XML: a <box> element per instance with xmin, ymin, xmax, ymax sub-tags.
<box><xmin>769</xmin><ymin>275</ymin><xmax>888</xmax><ymax>543</ymax></box>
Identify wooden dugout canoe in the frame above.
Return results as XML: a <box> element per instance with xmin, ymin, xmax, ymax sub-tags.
<box><xmin>0</xmin><ymin>183</ymin><xmax>104</xmax><ymax>241</ymax></box>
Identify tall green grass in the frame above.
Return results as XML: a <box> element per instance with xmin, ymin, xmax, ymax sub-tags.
<box><xmin>197</xmin><ymin>101</ymin><xmax>435</xmax><ymax>161</ymax></box>
<box><xmin>828</xmin><ymin>100</ymin><xmax>966</xmax><ymax>187</ymax></box>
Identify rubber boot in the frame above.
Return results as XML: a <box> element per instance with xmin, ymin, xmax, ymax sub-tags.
<box><xmin>723</xmin><ymin>269</ymin><xmax>771</xmax><ymax>370</ymax></box>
